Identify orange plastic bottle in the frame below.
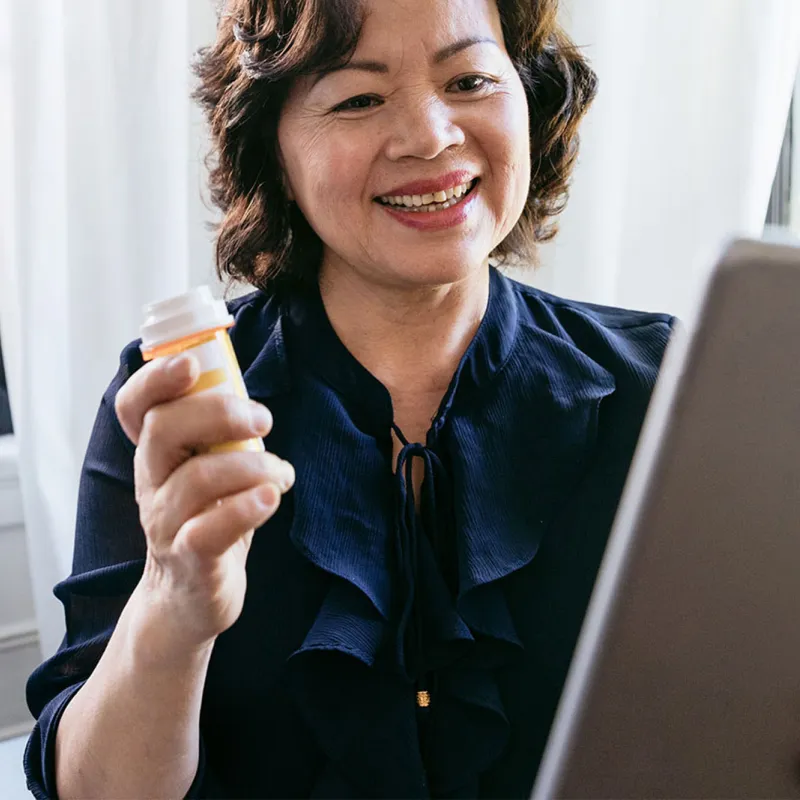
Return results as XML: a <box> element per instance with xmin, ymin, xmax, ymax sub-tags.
<box><xmin>139</xmin><ymin>286</ymin><xmax>265</xmax><ymax>454</ymax></box>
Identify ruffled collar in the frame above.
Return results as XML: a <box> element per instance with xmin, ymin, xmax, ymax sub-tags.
<box><xmin>240</xmin><ymin>269</ymin><xmax>616</xmax><ymax>797</ymax></box>
<box><xmin>276</xmin><ymin>266</ymin><xmax>519</xmax><ymax>435</ymax></box>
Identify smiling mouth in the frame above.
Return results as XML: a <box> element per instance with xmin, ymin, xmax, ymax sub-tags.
<box><xmin>375</xmin><ymin>178</ymin><xmax>479</xmax><ymax>213</ymax></box>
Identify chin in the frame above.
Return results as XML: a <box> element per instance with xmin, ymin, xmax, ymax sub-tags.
<box><xmin>381</xmin><ymin>251</ymin><xmax>488</xmax><ymax>289</ymax></box>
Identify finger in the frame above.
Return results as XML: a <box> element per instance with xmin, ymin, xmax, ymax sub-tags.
<box><xmin>139</xmin><ymin>392</ymin><xmax>274</xmax><ymax>487</ymax></box>
<box><xmin>115</xmin><ymin>354</ymin><xmax>201</xmax><ymax>445</ymax></box>
<box><xmin>149</xmin><ymin>451</ymin><xmax>295</xmax><ymax>546</ymax></box>
<box><xmin>174</xmin><ymin>483</ymin><xmax>283</xmax><ymax>560</ymax></box>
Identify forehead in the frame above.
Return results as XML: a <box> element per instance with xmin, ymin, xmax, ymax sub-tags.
<box><xmin>356</xmin><ymin>0</ymin><xmax>504</xmax><ymax>54</ymax></box>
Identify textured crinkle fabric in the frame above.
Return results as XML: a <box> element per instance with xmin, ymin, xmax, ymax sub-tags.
<box><xmin>24</xmin><ymin>268</ymin><xmax>675</xmax><ymax>799</ymax></box>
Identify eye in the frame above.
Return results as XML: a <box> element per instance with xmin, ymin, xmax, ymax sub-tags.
<box><xmin>449</xmin><ymin>74</ymin><xmax>496</xmax><ymax>94</ymax></box>
<box><xmin>333</xmin><ymin>95</ymin><xmax>383</xmax><ymax>113</ymax></box>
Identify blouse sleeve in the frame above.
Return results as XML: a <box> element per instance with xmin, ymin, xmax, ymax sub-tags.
<box><xmin>22</xmin><ymin>343</ymin><xmax>206</xmax><ymax>799</ymax></box>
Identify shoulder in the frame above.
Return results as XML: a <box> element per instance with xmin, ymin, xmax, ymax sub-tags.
<box><xmin>222</xmin><ymin>288</ymin><xmax>282</xmax><ymax>373</ymax></box>
<box><xmin>505</xmin><ymin>274</ymin><xmax>677</xmax><ymax>392</ymax></box>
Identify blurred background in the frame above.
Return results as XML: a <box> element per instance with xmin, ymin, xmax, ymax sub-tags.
<box><xmin>1</xmin><ymin>0</ymin><xmax>799</xmax><ymax>795</ymax></box>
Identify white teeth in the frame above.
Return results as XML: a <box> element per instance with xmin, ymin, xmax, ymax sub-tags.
<box><xmin>380</xmin><ymin>180</ymin><xmax>475</xmax><ymax>210</ymax></box>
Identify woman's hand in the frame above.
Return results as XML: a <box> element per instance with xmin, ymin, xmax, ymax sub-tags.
<box><xmin>114</xmin><ymin>352</ymin><xmax>294</xmax><ymax>658</ymax></box>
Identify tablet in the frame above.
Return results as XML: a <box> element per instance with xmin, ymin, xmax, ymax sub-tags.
<box><xmin>532</xmin><ymin>238</ymin><xmax>800</xmax><ymax>799</ymax></box>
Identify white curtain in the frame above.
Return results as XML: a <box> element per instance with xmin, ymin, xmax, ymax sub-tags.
<box><xmin>1</xmin><ymin>0</ymin><xmax>799</xmax><ymax>657</ymax></box>
<box><xmin>0</xmin><ymin>0</ymin><xmax>220</xmax><ymax>655</ymax></box>
<box><xmin>536</xmin><ymin>0</ymin><xmax>800</xmax><ymax>319</ymax></box>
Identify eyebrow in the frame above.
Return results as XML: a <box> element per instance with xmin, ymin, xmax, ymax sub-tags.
<box><xmin>310</xmin><ymin>36</ymin><xmax>499</xmax><ymax>88</ymax></box>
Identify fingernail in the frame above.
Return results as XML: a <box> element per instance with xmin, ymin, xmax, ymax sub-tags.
<box><xmin>256</xmin><ymin>484</ymin><xmax>279</xmax><ymax>510</ymax></box>
<box><xmin>279</xmin><ymin>460</ymin><xmax>295</xmax><ymax>492</ymax></box>
<box><xmin>250</xmin><ymin>403</ymin><xmax>272</xmax><ymax>434</ymax></box>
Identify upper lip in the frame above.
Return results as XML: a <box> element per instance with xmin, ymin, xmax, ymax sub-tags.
<box><xmin>376</xmin><ymin>170</ymin><xmax>478</xmax><ymax>199</ymax></box>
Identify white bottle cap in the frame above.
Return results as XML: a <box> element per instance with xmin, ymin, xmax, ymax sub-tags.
<box><xmin>140</xmin><ymin>286</ymin><xmax>234</xmax><ymax>352</ymax></box>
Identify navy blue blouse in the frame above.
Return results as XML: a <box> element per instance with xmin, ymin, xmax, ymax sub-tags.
<box><xmin>25</xmin><ymin>268</ymin><xmax>675</xmax><ymax>799</ymax></box>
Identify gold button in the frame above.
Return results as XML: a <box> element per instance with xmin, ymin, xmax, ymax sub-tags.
<box><xmin>416</xmin><ymin>690</ymin><xmax>431</xmax><ymax>708</ymax></box>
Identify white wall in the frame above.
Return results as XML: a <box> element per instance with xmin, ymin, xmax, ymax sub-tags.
<box><xmin>0</xmin><ymin>436</ymin><xmax>40</xmax><ymax>739</ymax></box>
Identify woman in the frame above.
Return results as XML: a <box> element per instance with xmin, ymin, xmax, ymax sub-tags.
<box><xmin>25</xmin><ymin>0</ymin><xmax>675</xmax><ymax>797</ymax></box>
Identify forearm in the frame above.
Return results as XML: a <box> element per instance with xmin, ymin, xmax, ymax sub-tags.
<box><xmin>55</xmin><ymin>581</ymin><xmax>214</xmax><ymax>800</ymax></box>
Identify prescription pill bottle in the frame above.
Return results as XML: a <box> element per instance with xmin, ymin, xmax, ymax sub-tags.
<box><xmin>140</xmin><ymin>286</ymin><xmax>266</xmax><ymax>454</ymax></box>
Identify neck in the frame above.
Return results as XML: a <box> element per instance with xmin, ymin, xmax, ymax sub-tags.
<box><xmin>318</xmin><ymin>260</ymin><xmax>491</xmax><ymax>418</ymax></box>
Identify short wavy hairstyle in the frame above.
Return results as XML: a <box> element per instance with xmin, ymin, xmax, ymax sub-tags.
<box><xmin>194</xmin><ymin>0</ymin><xmax>597</xmax><ymax>293</ymax></box>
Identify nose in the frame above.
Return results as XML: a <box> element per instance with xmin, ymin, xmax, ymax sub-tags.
<box><xmin>384</xmin><ymin>95</ymin><xmax>466</xmax><ymax>161</ymax></box>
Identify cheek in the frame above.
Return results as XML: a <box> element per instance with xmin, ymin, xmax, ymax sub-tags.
<box><xmin>283</xmin><ymin>136</ymin><xmax>378</xmax><ymax>253</ymax></box>
<box><xmin>297</xmin><ymin>134</ymin><xmax>372</xmax><ymax>209</ymax></box>
<box><xmin>481</xmin><ymin>128</ymin><xmax>529</xmax><ymax>201</ymax></box>
<box><xmin>488</xmin><ymin>95</ymin><xmax>531</xmax><ymax>203</ymax></box>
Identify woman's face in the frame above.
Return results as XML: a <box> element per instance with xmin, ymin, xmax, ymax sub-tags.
<box><xmin>277</xmin><ymin>0</ymin><xmax>531</xmax><ymax>289</ymax></box>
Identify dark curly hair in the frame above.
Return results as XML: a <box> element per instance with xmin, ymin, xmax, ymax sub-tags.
<box><xmin>194</xmin><ymin>0</ymin><xmax>597</xmax><ymax>293</ymax></box>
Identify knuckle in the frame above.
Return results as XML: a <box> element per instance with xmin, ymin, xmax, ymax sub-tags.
<box><xmin>141</xmin><ymin>407</ymin><xmax>167</xmax><ymax>444</ymax></box>
<box><xmin>139</xmin><ymin>505</ymin><xmax>156</xmax><ymax>542</ymax></box>
<box><xmin>174</xmin><ymin>517</ymin><xmax>204</xmax><ymax>557</ymax></box>
<box><xmin>143</xmin><ymin>487</ymin><xmax>168</xmax><ymax>541</ymax></box>
<box><xmin>189</xmin><ymin>457</ymin><xmax>219</xmax><ymax>497</ymax></box>
<box><xmin>254</xmin><ymin>453</ymin><xmax>280</xmax><ymax>480</ymax></box>
<box><xmin>133</xmin><ymin>448</ymin><xmax>154</xmax><ymax>507</ymax></box>
<box><xmin>114</xmin><ymin>383</ymin><xmax>140</xmax><ymax>433</ymax></box>
<box><xmin>227</xmin><ymin>491</ymin><xmax>252</xmax><ymax>519</ymax></box>
<box><xmin>113</xmin><ymin>387</ymin><xmax>128</xmax><ymax>421</ymax></box>
<box><xmin>133</xmin><ymin>445</ymin><xmax>147</xmax><ymax>478</ymax></box>
<box><xmin>218</xmin><ymin>394</ymin><xmax>251</xmax><ymax>432</ymax></box>
<box><xmin>232</xmin><ymin>453</ymin><xmax>263</xmax><ymax>484</ymax></box>
<box><xmin>260</xmin><ymin>453</ymin><xmax>293</xmax><ymax>492</ymax></box>
<box><xmin>230</xmin><ymin>486</ymin><xmax>275</xmax><ymax>527</ymax></box>
<box><xmin>114</xmin><ymin>365</ymin><xmax>154</xmax><ymax>424</ymax></box>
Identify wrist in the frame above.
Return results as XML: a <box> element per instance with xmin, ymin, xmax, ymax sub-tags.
<box><xmin>122</xmin><ymin>577</ymin><xmax>217</xmax><ymax>674</ymax></box>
